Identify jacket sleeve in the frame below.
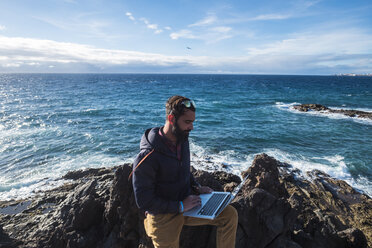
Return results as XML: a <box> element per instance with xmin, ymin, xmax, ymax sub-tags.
<box><xmin>132</xmin><ymin>150</ymin><xmax>179</xmax><ymax>214</ymax></box>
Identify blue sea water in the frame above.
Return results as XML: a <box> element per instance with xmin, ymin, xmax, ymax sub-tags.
<box><xmin>0</xmin><ymin>73</ymin><xmax>371</xmax><ymax>200</ymax></box>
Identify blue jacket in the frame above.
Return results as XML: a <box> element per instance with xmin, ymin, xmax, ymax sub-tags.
<box><xmin>132</xmin><ymin>127</ymin><xmax>199</xmax><ymax>214</ymax></box>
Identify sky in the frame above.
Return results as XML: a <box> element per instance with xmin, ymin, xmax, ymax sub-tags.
<box><xmin>0</xmin><ymin>0</ymin><xmax>371</xmax><ymax>75</ymax></box>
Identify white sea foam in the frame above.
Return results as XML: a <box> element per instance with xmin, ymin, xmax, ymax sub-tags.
<box><xmin>190</xmin><ymin>141</ymin><xmax>371</xmax><ymax>196</ymax></box>
<box><xmin>0</xmin><ymin>153</ymin><xmax>129</xmax><ymax>201</ymax></box>
<box><xmin>262</xmin><ymin>149</ymin><xmax>371</xmax><ymax>196</ymax></box>
<box><xmin>0</xmin><ymin>179</ymin><xmax>69</xmax><ymax>202</ymax></box>
<box><xmin>275</xmin><ymin>102</ymin><xmax>372</xmax><ymax>125</ymax></box>
<box><xmin>190</xmin><ymin>141</ymin><xmax>254</xmax><ymax>178</ymax></box>
<box><xmin>1</xmin><ymin>138</ymin><xmax>370</xmax><ymax>201</ymax></box>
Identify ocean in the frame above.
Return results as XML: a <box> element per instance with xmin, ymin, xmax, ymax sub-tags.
<box><xmin>0</xmin><ymin>73</ymin><xmax>371</xmax><ymax>200</ymax></box>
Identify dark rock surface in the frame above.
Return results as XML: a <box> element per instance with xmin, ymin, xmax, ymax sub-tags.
<box><xmin>0</xmin><ymin>154</ymin><xmax>371</xmax><ymax>248</ymax></box>
<box><xmin>293</xmin><ymin>104</ymin><xmax>372</xmax><ymax>120</ymax></box>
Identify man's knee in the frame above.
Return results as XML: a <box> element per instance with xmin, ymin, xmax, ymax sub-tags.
<box><xmin>226</xmin><ymin>205</ymin><xmax>238</xmax><ymax>224</ymax></box>
<box><xmin>144</xmin><ymin>213</ymin><xmax>184</xmax><ymax>248</ymax></box>
<box><xmin>218</xmin><ymin>205</ymin><xmax>238</xmax><ymax>226</ymax></box>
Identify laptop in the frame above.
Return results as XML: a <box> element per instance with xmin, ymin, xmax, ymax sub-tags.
<box><xmin>183</xmin><ymin>175</ymin><xmax>247</xmax><ymax>220</ymax></box>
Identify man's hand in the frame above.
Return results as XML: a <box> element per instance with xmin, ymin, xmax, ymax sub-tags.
<box><xmin>182</xmin><ymin>195</ymin><xmax>202</xmax><ymax>212</ymax></box>
<box><xmin>198</xmin><ymin>186</ymin><xmax>213</xmax><ymax>194</ymax></box>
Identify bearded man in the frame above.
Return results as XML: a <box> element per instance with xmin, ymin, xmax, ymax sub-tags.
<box><xmin>132</xmin><ymin>95</ymin><xmax>238</xmax><ymax>248</ymax></box>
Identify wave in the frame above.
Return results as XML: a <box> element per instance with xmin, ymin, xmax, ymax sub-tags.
<box><xmin>275</xmin><ymin>102</ymin><xmax>372</xmax><ymax>125</ymax></box>
<box><xmin>263</xmin><ymin>149</ymin><xmax>371</xmax><ymax>196</ymax></box>
<box><xmin>1</xmin><ymin>139</ymin><xmax>370</xmax><ymax>201</ymax></box>
<box><xmin>190</xmin><ymin>142</ymin><xmax>371</xmax><ymax>197</ymax></box>
<box><xmin>0</xmin><ymin>153</ymin><xmax>128</xmax><ymax>201</ymax></box>
<box><xmin>190</xmin><ymin>142</ymin><xmax>254</xmax><ymax>177</ymax></box>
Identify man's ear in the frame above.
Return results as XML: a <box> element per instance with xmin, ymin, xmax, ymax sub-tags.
<box><xmin>168</xmin><ymin>114</ymin><xmax>175</xmax><ymax>125</ymax></box>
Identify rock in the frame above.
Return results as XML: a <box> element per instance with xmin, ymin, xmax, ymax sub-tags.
<box><xmin>337</xmin><ymin>228</ymin><xmax>368</xmax><ymax>248</ymax></box>
<box><xmin>293</xmin><ymin>104</ymin><xmax>329</xmax><ymax>112</ymax></box>
<box><xmin>192</xmin><ymin>170</ymin><xmax>224</xmax><ymax>191</ymax></box>
<box><xmin>101</xmin><ymin>163</ymin><xmax>149</xmax><ymax>248</ymax></box>
<box><xmin>283</xmin><ymin>165</ymin><xmax>372</xmax><ymax>248</ymax></box>
<box><xmin>192</xmin><ymin>169</ymin><xmax>241</xmax><ymax>192</ymax></box>
<box><xmin>0</xmin><ymin>154</ymin><xmax>370</xmax><ymax>248</ymax></box>
<box><xmin>293</xmin><ymin>104</ymin><xmax>372</xmax><ymax>120</ymax></box>
<box><xmin>241</xmin><ymin>153</ymin><xmax>288</xmax><ymax>198</ymax></box>
<box><xmin>232</xmin><ymin>188</ymin><xmax>296</xmax><ymax>248</ymax></box>
<box><xmin>63</xmin><ymin>168</ymin><xmax>114</xmax><ymax>180</ymax></box>
<box><xmin>224</xmin><ymin>182</ymin><xmax>239</xmax><ymax>192</ymax></box>
<box><xmin>0</xmin><ymin>223</ymin><xmax>17</xmax><ymax>248</ymax></box>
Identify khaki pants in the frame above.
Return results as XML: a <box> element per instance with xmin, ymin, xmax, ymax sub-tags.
<box><xmin>144</xmin><ymin>205</ymin><xmax>238</xmax><ymax>248</ymax></box>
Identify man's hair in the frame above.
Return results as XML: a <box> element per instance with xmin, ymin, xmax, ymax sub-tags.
<box><xmin>166</xmin><ymin>95</ymin><xmax>195</xmax><ymax>119</ymax></box>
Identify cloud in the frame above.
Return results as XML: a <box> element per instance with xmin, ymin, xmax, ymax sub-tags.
<box><xmin>250</xmin><ymin>14</ymin><xmax>292</xmax><ymax>21</ymax></box>
<box><xmin>33</xmin><ymin>15</ymin><xmax>115</xmax><ymax>41</ymax></box>
<box><xmin>170</xmin><ymin>30</ymin><xmax>196</xmax><ymax>40</ymax></box>
<box><xmin>0</xmin><ymin>25</ymin><xmax>6</xmax><ymax>31</ymax></box>
<box><xmin>246</xmin><ymin>29</ymin><xmax>372</xmax><ymax>56</ymax></box>
<box><xmin>125</xmin><ymin>12</ymin><xmax>136</xmax><ymax>21</ymax></box>
<box><xmin>189</xmin><ymin>15</ymin><xmax>217</xmax><ymax>27</ymax></box>
<box><xmin>64</xmin><ymin>0</ymin><xmax>77</xmax><ymax>3</ymax></box>
<box><xmin>141</xmin><ymin>19</ymin><xmax>158</xmax><ymax>30</ymax></box>
<box><xmin>170</xmin><ymin>25</ymin><xmax>232</xmax><ymax>43</ymax></box>
<box><xmin>243</xmin><ymin>29</ymin><xmax>372</xmax><ymax>73</ymax></box>
<box><xmin>125</xmin><ymin>15</ymin><xmax>163</xmax><ymax>34</ymax></box>
<box><xmin>170</xmin><ymin>13</ymin><xmax>233</xmax><ymax>43</ymax></box>
<box><xmin>0</xmin><ymin>35</ymin><xmax>370</xmax><ymax>74</ymax></box>
<box><xmin>126</xmin><ymin>12</ymin><xmax>171</xmax><ymax>34</ymax></box>
<box><xmin>0</xmin><ymin>36</ymin><xmax>193</xmax><ymax>71</ymax></box>
<box><xmin>302</xmin><ymin>0</ymin><xmax>322</xmax><ymax>9</ymax></box>
<box><xmin>140</xmin><ymin>18</ymin><xmax>163</xmax><ymax>34</ymax></box>
<box><xmin>211</xmin><ymin>26</ymin><xmax>231</xmax><ymax>33</ymax></box>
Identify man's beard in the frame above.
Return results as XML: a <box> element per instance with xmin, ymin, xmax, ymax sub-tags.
<box><xmin>172</xmin><ymin>122</ymin><xmax>190</xmax><ymax>143</ymax></box>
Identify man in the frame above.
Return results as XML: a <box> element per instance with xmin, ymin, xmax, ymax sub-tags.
<box><xmin>132</xmin><ymin>95</ymin><xmax>238</xmax><ymax>248</ymax></box>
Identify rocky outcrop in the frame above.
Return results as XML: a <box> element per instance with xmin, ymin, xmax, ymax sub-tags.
<box><xmin>283</xmin><ymin>168</ymin><xmax>371</xmax><ymax>248</ymax></box>
<box><xmin>0</xmin><ymin>154</ymin><xmax>371</xmax><ymax>248</ymax></box>
<box><xmin>293</xmin><ymin>104</ymin><xmax>330</xmax><ymax>112</ymax></box>
<box><xmin>293</xmin><ymin>104</ymin><xmax>372</xmax><ymax>120</ymax></box>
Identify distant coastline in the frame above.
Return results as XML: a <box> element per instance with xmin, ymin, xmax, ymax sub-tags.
<box><xmin>335</xmin><ymin>73</ymin><xmax>372</xmax><ymax>77</ymax></box>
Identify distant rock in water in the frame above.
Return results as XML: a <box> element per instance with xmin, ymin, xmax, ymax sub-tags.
<box><xmin>0</xmin><ymin>154</ymin><xmax>371</xmax><ymax>248</ymax></box>
<box><xmin>293</xmin><ymin>104</ymin><xmax>372</xmax><ymax>120</ymax></box>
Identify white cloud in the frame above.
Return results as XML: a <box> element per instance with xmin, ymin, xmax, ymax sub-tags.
<box><xmin>33</xmin><ymin>16</ymin><xmax>115</xmax><ymax>41</ymax></box>
<box><xmin>189</xmin><ymin>15</ymin><xmax>217</xmax><ymax>27</ymax></box>
<box><xmin>126</xmin><ymin>13</ymin><xmax>171</xmax><ymax>35</ymax></box>
<box><xmin>246</xmin><ymin>29</ymin><xmax>372</xmax><ymax>56</ymax></box>
<box><xmin>170</xmin><ymin>25</ymin><xmax>232</xmax><ymax>43</ymax></box>
<box><xmin>0</xmin><ymin>36</ymin><xmax>192</xmax><ymax>68</ymax></box>
<box><xmin>139</xmin><ymin>18</ymin><xmax>163</xmax><ymax>34</ymax></box>
<box><xmin>250</xmin><ymin>14</ymin><xmax>292</xmax><ymax>21</ymax></box>
<box><xmin>211</xmin><ymin>26</ymin><xmax>231</xmax><ymax>33</ymax></box>
<box><xmin>0</xmin><ymin>35</ymin><xmax>370</xmax><ymax>74</ymax></box>
<box><xmin>3</xmin><ymin>63</ymin><xmax>21</xmax><ymax>68</ymax></box>
<box><xmin>0</xmin><ymin>25</ymin><xmax>6</xmax><ymax>31</ymax></box>
<box><xmin>302</xmin><ymin>0</ymin><xmax>322</xmax><ymax>9</ymax></box>
<box><xmin>170</xmin><ymin>30</ymin><xmax>196</xmax><ymax>40</ymax></box>
<box><xmin>147</xmin><ymin>24</ymin><xmax>158</xmax><ymax>30</ymax></box>
<box><xmin>126</xmin><ymin>12</ymin><xmax>135</xmax><ymax>21</ymax></box>
<box><xmin>171</xmin><ymin>12</ymin><xmax>234</xmax><ymax>43</ymax></box>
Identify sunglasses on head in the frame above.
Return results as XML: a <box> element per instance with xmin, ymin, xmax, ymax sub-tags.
<box><xmin>180</xmin><ymin>99</ymin><xmax>196</xmax><ymax>109</ymax></box>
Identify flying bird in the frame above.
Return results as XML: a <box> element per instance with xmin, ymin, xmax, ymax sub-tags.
<box><xmin>186</xmin><ymin>47</ymin><xmax>191</xmax><ymax>50</ymax></box>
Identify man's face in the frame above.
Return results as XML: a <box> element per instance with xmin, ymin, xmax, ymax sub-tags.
<box><xmin>172</xmin><ymin>110</ymin><xmax>195</xmax><ymax>142</ymax></box>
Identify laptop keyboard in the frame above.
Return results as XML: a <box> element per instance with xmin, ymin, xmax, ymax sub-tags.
<box><xmin>198</xmin><ymin>193</ymin><xmax>227</xmax><ymax>216</ymax></box>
